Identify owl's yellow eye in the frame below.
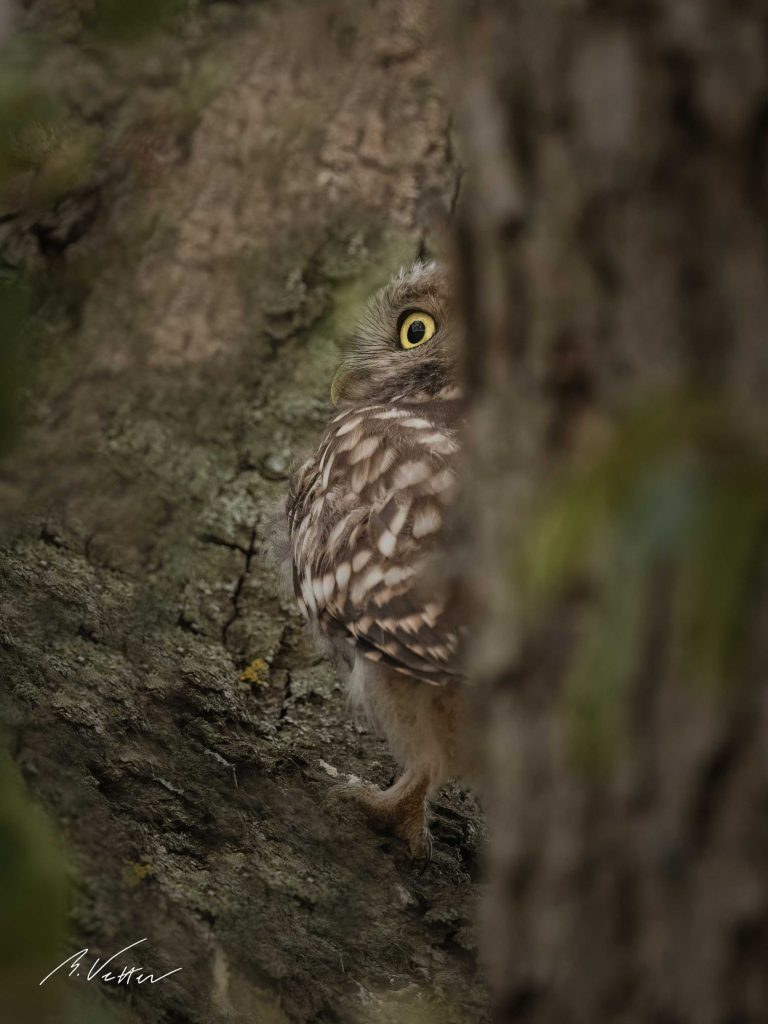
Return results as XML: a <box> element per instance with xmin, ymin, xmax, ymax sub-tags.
<box><xmin>399</xmin><ymin>311</ymin><xmax>436</xmax><ymax>349</ymax></box>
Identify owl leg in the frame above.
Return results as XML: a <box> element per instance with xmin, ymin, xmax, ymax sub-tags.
<box><xmin>340</xmin><ymin>657</ymin><xmax>464</xmax><ymax>858</ymax></box>
<box><xmin>344</xmin><ymin>766</ymin><xmax>433</xmax><ymax>860</ymax></box>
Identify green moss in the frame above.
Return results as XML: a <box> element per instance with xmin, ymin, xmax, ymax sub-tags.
<box><xmin>0</xmin><ymin>69</ymin><xmax>62</xmax><ymax>181</ymax></box>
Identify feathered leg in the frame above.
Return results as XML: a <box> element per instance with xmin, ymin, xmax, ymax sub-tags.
<box><xmin>338</xmin><ymin>657</ymin><xmax>470</xmax><ymax>858</ymax></box>
<box><xmin>345</xmin><ymin>764</ymin><xmax>434</xmax><ymax>859</ymax></box>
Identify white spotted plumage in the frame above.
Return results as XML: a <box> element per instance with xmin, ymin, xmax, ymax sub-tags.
<box><xmin>287</xmin><ymin>395</ymin><xmax>462</xmax><ymax>685</ymax></box>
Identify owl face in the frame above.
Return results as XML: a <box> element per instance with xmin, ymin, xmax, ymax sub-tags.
<box><xmin>332</xmin><ymin>262</ymin><xmax>459</xmax><ymax>405</ymax></box>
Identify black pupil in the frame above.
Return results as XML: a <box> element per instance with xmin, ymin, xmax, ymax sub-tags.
<box><xmin>407</xmin><ymin>319</ymin><xmax>426</xmax><ymax>344</ymax></box>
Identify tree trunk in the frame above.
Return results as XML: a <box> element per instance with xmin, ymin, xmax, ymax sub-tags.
<box><xmin>455</xmin><ymin>2</ymin><xmax>768</xmax><ymax>1022</ymax></box>
<box><xmin>0</xmin><ymin>4</ymin><xmax>485</xmax><ymax>1023</ymax></box>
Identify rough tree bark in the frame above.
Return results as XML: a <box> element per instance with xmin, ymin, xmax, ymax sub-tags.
<box><xmin>0</xmin><ymin>3</ymin><xmax>485</xmax><ymax>1024</ymax></box>
<box><xmin>455</xmin><ymin>2</ymin><xmax>768</xmax><ymax>1023</ymax></box>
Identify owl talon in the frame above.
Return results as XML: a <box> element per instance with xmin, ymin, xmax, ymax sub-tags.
<box><xmin>410</xmin><ymin>826</ymin><xmax>434</xmax><ymax>868</ymax></box>
<box><xmin>424</xmin><ymin>828</ymin><xmax>434</xmax><ymax>863</ymax></box>
<box><xmin>334</xmin><ymin>772</ymin><xmax>432</xmax><ymax>860</ymax></box>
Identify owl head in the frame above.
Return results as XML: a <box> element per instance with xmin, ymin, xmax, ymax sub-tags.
<box><xmin>331</xmin><ymin>261</ymin><xmax>460</xmax><ymax>406</ymax></box>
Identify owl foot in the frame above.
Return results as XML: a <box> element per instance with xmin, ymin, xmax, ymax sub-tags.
<box><xmin>336</xmin><ymin>769</ymin><xmax>433</xmax><ymax>861</ymax></box>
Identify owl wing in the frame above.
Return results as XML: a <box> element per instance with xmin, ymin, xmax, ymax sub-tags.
<box><xmin>288</xmin><ymin>404</ymin><xmax>465</xmax><ymax>685</ymax></box>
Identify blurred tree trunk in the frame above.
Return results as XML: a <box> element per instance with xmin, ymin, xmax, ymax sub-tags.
<box><xmin>454</xmin><ymin>2</ymin><xmax>768</xmax><ymax>1022</ymax></box>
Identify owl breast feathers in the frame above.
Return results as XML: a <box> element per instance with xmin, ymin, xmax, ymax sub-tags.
<box><xmin>288</xmin><ymin>399</ymin><xmax>464</xmax><ymax>684</ymax></box>
<box><xmin>285</xmin><ymin>261</ymin><xmax>465</xmax><ymax>687</ymax></box>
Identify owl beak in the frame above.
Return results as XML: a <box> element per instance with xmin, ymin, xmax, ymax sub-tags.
<box><xmin>330</xmin><ymin>367</ymin><xmax>348</xmax><ymax>406</ymax></box>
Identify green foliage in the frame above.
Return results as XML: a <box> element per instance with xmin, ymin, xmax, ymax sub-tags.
<box><xmin>0</xmin><ymin>751</ymin><xmax>68</xmax><ymax>1017</ymax></box>
<box><xmin>673</xmin><ymin>452</ymin><xmax>767</xmax><ymax>695</ymax></box>
<box><xmin>521</xmin><ymin>397</ymin><xmax>768</xmax><ymax>771</ymax></box>
<box><xmin>0</xmin><ymin>752</ymin><xmax>122</xmax><ymax>1023</ymax></box>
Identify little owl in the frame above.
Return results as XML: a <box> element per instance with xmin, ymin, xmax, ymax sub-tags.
<box><xmin>278</xmin><ymin>261</ymin><xmax>471</xmax><ymax>858</ymax></box>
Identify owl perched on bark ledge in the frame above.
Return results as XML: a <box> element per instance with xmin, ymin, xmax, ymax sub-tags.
<box><xmin>279</xmin><ymin>261</ymin><xmax>472</xmax><ymax>859</ymax></box>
